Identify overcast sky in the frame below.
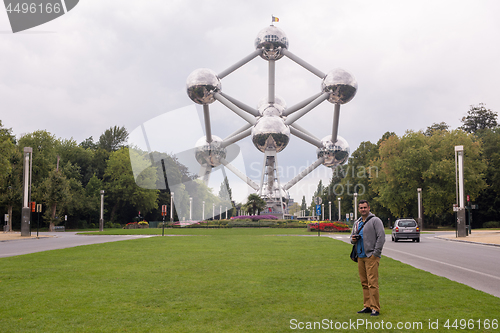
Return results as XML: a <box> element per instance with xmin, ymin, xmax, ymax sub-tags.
<box><xmin>1</xmin><ymin>0</ymin><xmax>499</xmax><ymax>205</ymax></box>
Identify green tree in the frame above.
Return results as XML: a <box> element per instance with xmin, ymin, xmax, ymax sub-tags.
<box><xmin>103</xmin><ymin>148</ymin><xmax>158</xmax><ymax>222</ymax></box>
<box><xmin>98</xmin><ymin>126</ymin><xmax>129</xmax><ymax>152</ymax></box>
<box><xmin>42</xmin><ymin>168</ymin><xmax>71</xmax><ymax>230</ymax></box>
<box><xmin>243</xmin><ymin>193</ymin><xmax>266</xmax><ymax>215</ymax></box>
<box><xmin>475</xmin><ymin>128</ymin><xmax>500</xmax><ymax>224</ymax></box>
<box><xmin>0</xmin><ymin>121</ymin><xmax>21</xmax><ymax>231</ymax></box>
<box><xmin>370</xmin><ymin>130</ymin><xmax>486</xmax><ymax>225</ymax></box>
<box><xmin>219</xmin><ymin>176</ymin><xmax>233</xmax><ymax>202</ymax></box>
<box><xmin>301</xmin><ymin>196</ymin><xmax>306</xmax><ymax>211</ymax></box>
<box><xmin>424</xmin><ymin>122</ymin><xmax>450</xmax><ymax>136</ymax></box>
<box><xmin>85</xmin><ymin>174</ymin><xmax>104</xmax><ymax>226</ymax></box>
<box><xmin>460</xmin><ymin>103</ymin><xmax>498</xmax><ymax>134</ymax></box>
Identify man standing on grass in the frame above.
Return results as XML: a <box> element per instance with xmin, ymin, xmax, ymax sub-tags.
<box><xmin>351</xmin><ymin>200</ymin><xmax>385</xmax><ymax>316</ymax></box>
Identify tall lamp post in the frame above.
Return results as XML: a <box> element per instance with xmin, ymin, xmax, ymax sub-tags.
<box><xmin>202</xmin><ymin>201</ymin><xmax>205</xmax><ymax>221</ymax></box>
<box><xmin>170</xmin><ymin>192</ymin><xmax>174</xmax><ymax>225</ymax></box>
<box><xmin>353</xmin><ymin>193</ymin><xmax>358</xmax><ymax>221</ymax></box>
<box><xmin>417</xmin><ymin>188</ymin><xmax>423</xmax><ymax>231</ymax></box>
<box><xmin>21</xmin><ymin>147</ymin><xmax>33</xmax><ymax>236</ymax></box>
<box><xmin>189</xmin><ymin>197</ymin><xmax>192</xmax><ymax>220</ymax></box>
<box><xmin>329</xmin><ymin>201</ymin><xmax>331</xmax><ymax>221</ymax></box>
<box><xmin>455</xmin><ymin>146</ymin><xmax>466</xmax><ymax>237</ymax></box>
<box><xmin>99</xmin><ymin>190</ymin><xmax>104</xmax><ymax>232</ymax></box>
<box><xmin>337</xmin><ymin>197</ymin><xmax>341</xmax><ymax>221</ymax></box>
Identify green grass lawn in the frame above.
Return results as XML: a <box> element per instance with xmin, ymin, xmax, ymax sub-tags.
<box><xmin>1</xmin><ymin>230</ymin><xmax>499</xmax><ymax>332</ymax></box>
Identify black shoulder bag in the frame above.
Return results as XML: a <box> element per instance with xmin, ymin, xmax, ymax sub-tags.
<box><xmin>350</xmin><ymin>216</ymin><xmax>373</xmax><ymax>262</ymax></box>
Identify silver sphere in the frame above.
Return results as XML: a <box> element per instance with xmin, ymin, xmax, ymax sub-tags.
<box><xmin>257</xmin><ymin>95</ymin><xmax>287</xmax><ymax>111</ymax></box>
<box><xmin>259</xmin><ymin>104</ymin><xmax>285</xmax><ymax>117</ymax></box>
<box><xmin>322</xmin><ymin>68</ymin><xmax>358</xmax><ymax>104</ymax></box>
<box><xmin>186</xmin><ymin>68</ymin><xmax>221</xmax><ymax>104</ymax></box>
<box><xmin>195</xmin><ymin>135</ymin><xmax>226</xmax><ymax>167</ymax></box>
<box><xmin>317</xmin><ymin>135</ymin><xmax>350</xmax><ymax>167</ymax></box>
<box><xmin>255</xmin><ymin>25</ymin><xmax>289</xmax><ymax>60</ymax></box>
<box><xmin>252</xmin><ymin>116</ymin><xmax>290</xmax><ymax>152</ymax></box>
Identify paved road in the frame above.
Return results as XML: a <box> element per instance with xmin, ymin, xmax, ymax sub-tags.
<box><xmin>329</xmin><ymin>233</ymin><xmax>500</xmax><ymax>298</ymax></box>
<box><xmin>0</xmin><ymin>232</ymin><xmax>157</xmax><ymax>258</ymax></box>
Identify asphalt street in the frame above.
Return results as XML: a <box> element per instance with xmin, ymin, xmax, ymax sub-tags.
<box><xmin>0</xmin><ymin>232</ymin><xmax>157</xmax><ymax>258</ymax></box>
<box><xmin>330</xmin><ymin>233</ymin><xmax>500</xmax><ymax>298</ymax></box>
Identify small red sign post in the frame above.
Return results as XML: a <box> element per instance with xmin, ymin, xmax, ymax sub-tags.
<box><xmin>161</xmin><ymin>205</ymin><xmax>167</xmax><ymax>236</ymax></box>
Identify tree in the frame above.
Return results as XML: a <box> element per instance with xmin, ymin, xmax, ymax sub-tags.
<box><xmin>98</xmin><ymin>126</ymin><xmax>129</xmax><ymax>152</ymax></box>
<box><xmin>79</xmin><ymin>136</ymin><xmax>97</xmax><ymax>150</ymax></box>
<box><xmin>424</xmin><ymin>122</ymin><xmax>449</xmax><ymax>136</ymax></box>
<box><xmin>0</xmin><ymin>121</ymin><xmax>21</xmax><ymax>231</ymax></box>
<box><xmin>370</xmin><ymin>130</ymin><xmax>486</xmax><ymax>225</ymax></box>
<box><xmin>219</xmin><ymin>176</ymin><xmax>233</xmax><ymax>202</ymax></box>
<box><xmin>475</xmin><ymin>128</ymin><xmax>500</xmax><ymax>224</ymax></box>
<box><xmin>244</xmin><ymin>193</ymin><xmax>266</xmax><ymax>215</ymax></box>
<box><xmin>301</xmin><ymin>196</ymin><xmax>307</xmax><ymax>211</ymax></box>
<box><xmin>85</xmin><ymin>174</ymin><xmax>104</xmax><ymax>226</ymax></box>
<box><xmin>42</xmin><ymin>168</ymin><xmax>71</xmax><ymax>230</ymax></box>
<box><xmin>460</xmin><ymin>103</ymin><xmax>498</xmax><ymax>134</ymax></box>
<box><xmin>103</xmin><ymin>148</ymin><xmax>159</xmax><ymax>222</ymax></box>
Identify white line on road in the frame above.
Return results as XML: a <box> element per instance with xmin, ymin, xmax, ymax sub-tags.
<box><xmin>384</xmin><ymin>247</ymin><xmax>500</xmax><ymax>281</ymax></box>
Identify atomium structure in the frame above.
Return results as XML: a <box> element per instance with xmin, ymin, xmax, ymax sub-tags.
<box><xmin>186</xmin><ymin>24</ymin><xmax>357</xmax><ymax>217</ymax></box>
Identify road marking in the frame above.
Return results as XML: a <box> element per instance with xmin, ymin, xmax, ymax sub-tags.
<box><xmin>384</xmin><ymin>247</ymin><xmax>500</xmax><ymax>281</ymax></box>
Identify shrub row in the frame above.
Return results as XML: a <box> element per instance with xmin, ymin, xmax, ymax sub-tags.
<box><xmin>483</xmin><ymin>221</ymin><xmax>500</xmax><ymax>228</ymax></box>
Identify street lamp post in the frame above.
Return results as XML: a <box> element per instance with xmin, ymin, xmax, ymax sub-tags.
<box><xmin>338</xmin><ymin>197</ymin><xmax>341</xmax><ymax>221</ymax></box>
<box><xmin>354</xmin><ymin>193</ymin><xmax>358</xmax><ymax>221</ymax></box>
<box><xmin>170</xmin><ymin>192</ymin><xmax>174</xmax><ymax>225</ymax></box>
<box><xmin>202</xmin><ymin>201</ymin><xmax>205</xmax><ymax>221</ymax></box>
<box><xmin>21</xmin><ymin>147</ymin><xmax>33</xmax><ymax>236</ymax></box>
<box><xmin>455</xmin><ymin>146</ymin><xmax>466</xmax><ymax>237</ymax></box>
<box><xmin>329</xmin><ymin>201</ymin><xmax>331</xmax><ymax>221</ymax></box>
<box><xmin>189</xmin><ymin>197</ymin><xmax>192</xmax><ymax>220</ymax></box>
<box><xmin>219</xmin><ymin>205</ymin><xmax>222</xmax><ymax>220</ymax></box>
<box><xmin>99</xmin><ymin>190</ymin><xmax>104</xmax><ymax>232</ymax></box>
<box><xmin>417</xmin><ymin>188</ymin><xmax>423</xmax><ymax>231</ymax></box>
<box><xmin>321</xmin><ymin>204</ymin><xmax>324</xmax><ymax>220</ymax></box>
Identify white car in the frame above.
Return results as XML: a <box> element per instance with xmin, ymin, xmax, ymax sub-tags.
<box><xmin>391</xmin><ymin>219</ymin><xmax>420</xmax><ymax>242</ymax></box>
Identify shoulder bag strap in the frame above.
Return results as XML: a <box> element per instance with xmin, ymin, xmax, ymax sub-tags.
<box><xmin>357</xmin><ymin>216</ymin><xmax>373</xmax><ymax>233</ymax></box>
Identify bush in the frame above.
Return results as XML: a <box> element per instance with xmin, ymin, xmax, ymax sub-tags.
<box><xmin>231</xmin><ymin>215</ymin><xmax>278</xmax><ymax>221</ymax></box>
<box><xmin>483</xmin><ymin>221</ymin><xmax>500</xmax><ymax>228</ymax></box>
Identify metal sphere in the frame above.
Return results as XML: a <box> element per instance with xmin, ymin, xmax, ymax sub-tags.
<box><xmin>195</xmin><ymin>135</ymin><xmax>226</xmax><ymax>167</ymax></box>
<box><xmin>257</xmin><ymin>95</ymin><xmax>287</xmax><ymax>111</ymax></box>
<box><xmin>321</xmin><ymin>68</ymin><xmax>358</xmax><ymax>104</ymax></box>
<box><xmin>255</xmin><ymin>25</ymin><xmax>289</xmax><ymax>60</ymax></box>
<box><xmin>186</xmin><ymin>68</ymin><xmax>221</xmax><ymax>104</ymax></box>
<box><xmin>252</xmin><ymin>116</ymin><xmax>290</xmax><ymax>152</ymax></box>
<box><xmin>317</xmin><ymin>135</ymin><xmax>350</xmax><ymax>167</ymax></box>
<box><xmin>259</xmin><ymin>104</ymin><xmax>285</xmax><ymax>117</ymax></box>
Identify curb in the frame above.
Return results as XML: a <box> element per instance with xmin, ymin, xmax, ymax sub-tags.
<box><xmin>434</xmin><ymin>236</ymin><xmax>500</xmax><ymax>248</ymax></box>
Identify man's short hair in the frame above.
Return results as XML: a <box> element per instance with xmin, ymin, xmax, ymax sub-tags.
<box><xmin>358</xmin><ymin>200</ymin><xmax>370</xmax><ymax>207</ymax></box>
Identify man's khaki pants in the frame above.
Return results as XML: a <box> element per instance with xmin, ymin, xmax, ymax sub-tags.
<box><xmin>357</xmin><ymin>255</ymin><xmax>381</xmax><ymax>311</ymax></box>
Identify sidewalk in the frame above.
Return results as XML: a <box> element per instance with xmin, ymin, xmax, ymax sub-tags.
<box><xmin>434</xmin><ymin>230</ymin><xmax>500</xmax><ymax>246</ymax></box>
<box><xmin>0</xmin><ymin>232</ymin><xmax>52</xmax><ymax>241</ymax></box>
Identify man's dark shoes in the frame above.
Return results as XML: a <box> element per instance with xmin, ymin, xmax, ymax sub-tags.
<box><xmin>357</xmin><ymin>307</ymin><xmax>371</xmax><ymax>314</ymax></box>
<box><xmin>371</xmin><ymin>309</ymin><xmax>380</xmax><ymax>316</ymax></box>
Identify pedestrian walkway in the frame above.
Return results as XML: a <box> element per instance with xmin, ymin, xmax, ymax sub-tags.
<box><xmin>434</xmin><ymin>230</ymin><xmax>500</xmax><ymax>246</ymax></box>
<box><xmin>0</xmin><ymin>232</ymin><xmax>52</xmax><ymax>241</ymax></box>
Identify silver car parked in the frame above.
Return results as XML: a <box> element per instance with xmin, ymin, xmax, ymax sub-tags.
<box><xmin>391</xmin><ymin>218</ymin><xmax>420</xmax><ymax>242</ymax></box>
